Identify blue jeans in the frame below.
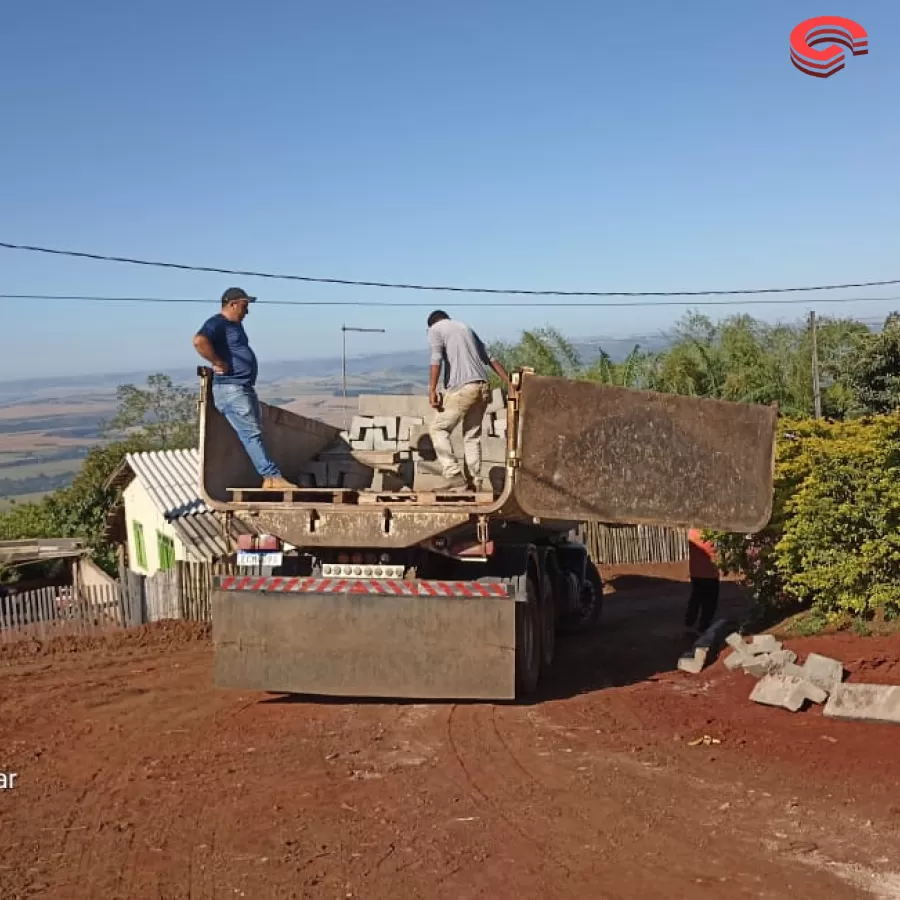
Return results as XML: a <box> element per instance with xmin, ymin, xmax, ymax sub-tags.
<box><xmin>211</xmin><ymin>383</ymin><xmax>281</xmax><ymax>478</ymax></box>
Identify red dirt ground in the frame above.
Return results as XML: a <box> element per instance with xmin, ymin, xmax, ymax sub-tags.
<box><xmin>0</xmin><ymin>563</ymin><xmax>898</xmax><ymax>899</ymax></box>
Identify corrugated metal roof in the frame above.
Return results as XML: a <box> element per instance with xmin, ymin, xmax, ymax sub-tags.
<box><xmin>124</xmin><ymin>448</ymin><xmax>250</xmax><ymax>559</ymax></box>
<box><xmin>125</xmin><ymin>448</ymin><xmax>208</xmax><ymax>519</ymax></box>
<box><xmin>171</xmin><ymin>511</ymin><xmax>252</xmax><ymax>560</ymax></box>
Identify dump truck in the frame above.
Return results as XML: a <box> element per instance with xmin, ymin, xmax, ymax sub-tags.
<box><xmin>198</xmin><ymin>366</ymin><xmax>777</xmax><ymax>700</ymax></box>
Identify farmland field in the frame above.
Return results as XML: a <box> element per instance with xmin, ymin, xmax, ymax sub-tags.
<box><xmin>0</xmin><ymin>367</ymin><xmax>429</xmax><ymax>504</ymax></box>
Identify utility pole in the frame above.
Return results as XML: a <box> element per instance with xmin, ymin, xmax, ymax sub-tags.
<box><xmin>809</xmin><ymin>310</ymin><xmax>822</xmax><ymax>419</ymax></box>
<box><xmin>341</xmin><ymin>325</ymin><xmax>386</xmax><ymax>431</ymax></box>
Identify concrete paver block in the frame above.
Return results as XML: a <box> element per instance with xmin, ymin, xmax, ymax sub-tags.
<box><xmin>372</xmin><ymin>416</ymin><xmax>399</xmax><ymax>440</ymax></box>
<box><xmin>742</xmin><ymin>649</ymin><xmax>799</xmax><ymax>678</ymax></box>
<box><xmin>750</xmin><ymin>634</ymin><xmax>783</xmax><ymax>653</ymax></box>
<box><xmin>782</xmin><ymin>661</ymin><xmax>807</xmax><ymax>679</ymax></box>
<box><xmin>823</xmin><ymin>683</ymin><xmax>900</xmax><ymax>725</ymax></box>
<box><xmin>724</xmin><ymin>649</ymin><xmax>754</xmax><ymax>671</ymax></box>
<box><xmin>398</xmin><ymin>416</ymin><xmax>424</xmax><ymax>441</ymax></box>
<box><xmin>350</xmin><ymin>432</ymin><xmax>375</xmax><ymax>451</ymax></box>
<box><xmin>750</xmin><ymin>674</ymin><xmax>828</xmax><ymax>712</ymax></box>
<box><xmin>678</xmin><ymin>647</ymin><xmax>709</xmax><ymax>674</ymax></box>
<box><xmin>349</xmin><ymin>416</ymin><xmax>374</xmax><ymax>440</ymax></box>
<box><xmin>302</xmin><ymin>461</ymin><xmax>328</xmax><ymax>486</ymax></box>
<box><xmin>802</xmin><ymin>653</ymin><xmax>845</xmax><ymax>695</ymax></box>
<box><xmin>358</xmin><ymin>395</ymin><xmax>433</xmax><ymax>419</ymax></box>
<box><xmin>415</xmin><ymin>459</ymin><xmax>444</xmax><ymax>477</ymax></box>
<box><xmin>482</xmin><ymin>436</ymin><xmax>507</xmax><ymax>463</ymax></box>
<box><xmin>372</xmin><ymin>435</ymin><xmax>398</xmax><ymax>452</ymax></box>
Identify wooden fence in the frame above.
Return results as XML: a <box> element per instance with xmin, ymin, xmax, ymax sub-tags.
<box><xmin>0</xmin><ymin>584</ymin><xmax>126</xmax><ymax>643</ymax></box>
<box><xmin>0</xmin><ymin>529</ymin><xmax>687</xmax><ymax>645</ymax></box>
<box><xmin>143</xmin><ymin>561</ymin><xmax>235</xmax><ymax>623</ymax></box>
<box><xmin>0</xmin><ymin>561</ymin><xmax>232</xmax><ymax>644</ymax></box>
<box><xmin>580</xmin><ymin>522</ymin><xmax>688</xmax><ymax>566</ymax></box>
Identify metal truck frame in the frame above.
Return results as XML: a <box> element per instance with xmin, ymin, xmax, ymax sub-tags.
<box><xmin>198</xmin><ymin>367</ymin><xmax>777</xmax><ymax>700</ymax></box>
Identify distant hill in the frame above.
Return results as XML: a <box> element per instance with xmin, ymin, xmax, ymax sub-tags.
<box><xmin>0</xmin><ymin>332</ymin><xmax>674</xmax><ymax>402</ymax></box>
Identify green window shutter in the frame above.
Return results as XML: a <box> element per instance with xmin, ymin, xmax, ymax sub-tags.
<box><xmin>133</xmin><ymin>521</ymin><xmax>147</xmax><ymax>570</ymax></box>
<box><xmin>157</xmin><ymin>532</ymin><xmax>175</xmax><ymax>571</ymax></box>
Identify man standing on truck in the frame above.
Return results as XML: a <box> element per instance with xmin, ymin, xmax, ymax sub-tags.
<box><xmin>193</xmin><ymin>288</ymin><xmax>297</xmax><ymax>490</ymax></box>
<box><xmin>426</xmin><ymin>310</ymin><xmax>509</xmax><ymax>492</ymax></box>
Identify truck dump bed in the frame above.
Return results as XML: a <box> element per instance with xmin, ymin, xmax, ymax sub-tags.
<box><xmin>197</xmin><ymin>368</ymin><xmax>777</xmax><ymax>540</ymax></box>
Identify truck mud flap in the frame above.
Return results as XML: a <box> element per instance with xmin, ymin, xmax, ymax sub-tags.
<box><xmin>212</xmin><ymin>577</ymin><xmax>518</xmax><ymax>700</ymax></box>
<box><xmin>514</xmin><ymin>375</ymin><xmax>777</xmax><ymax>533</ymax></box>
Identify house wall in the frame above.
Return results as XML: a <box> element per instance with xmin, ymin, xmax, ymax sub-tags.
<box><xmin>78</xmin><ymin>558</ymin><xmax>117</xmax><ymax>588</ymax></box>
<box><xmin>123</xmin><ymin>481</ymin><xmax>191</xmax><ymax>576</ymax></box>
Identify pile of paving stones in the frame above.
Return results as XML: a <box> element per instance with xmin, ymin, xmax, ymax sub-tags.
<box><xmin>299</xmin><ymin>389</ymin><xmax>509</xmax><ymax>491</ymax></box>
<box><xmin>679</xmin><ymin>623</ymin><xmax>900</xmax><ymax>725</ymax></box>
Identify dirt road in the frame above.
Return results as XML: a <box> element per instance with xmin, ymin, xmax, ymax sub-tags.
<box><xmin>0</xmin><ymin>565</ymin><xmax>898</xmax><ymax>899</ymax></box>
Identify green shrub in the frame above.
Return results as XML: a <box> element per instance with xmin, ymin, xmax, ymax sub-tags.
<box><xmin>711</xmin><ymin>414</ymin><xmax>900</xmax><ymax>624</ymax></box>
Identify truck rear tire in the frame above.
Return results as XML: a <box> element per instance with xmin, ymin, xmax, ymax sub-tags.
<box><xmin>539</xmin><ymin>550</ymin><xmax>557</xmax><ymax>675</ymax></box>
<box><xmin>559</xmin><ymin>558</ymin><xmax>604</xmax><ymax>634</ymax></box>
<box><xmin>515</xmin><ymin>568</ymin><xmax>541</xmax><ymax>697</ymax></box>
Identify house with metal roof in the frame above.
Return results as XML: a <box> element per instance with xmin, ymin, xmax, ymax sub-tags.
<box><xmin>105</xmin><ymin>449</ymin><xmax>249</xmax><ymax>576</ymax></box>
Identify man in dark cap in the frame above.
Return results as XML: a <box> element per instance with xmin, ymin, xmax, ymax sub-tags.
<box><xmin>193</xmin><ymin>288</ymin><xmax>296</xmax><ymax>489</ymax></box>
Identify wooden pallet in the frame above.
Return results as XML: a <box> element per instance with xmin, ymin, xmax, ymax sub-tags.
<box><xmin>358</xmin><ymin>490</ymin><xmax>494</xmax><ymax>506</ymax></box>
<box><xmin>227</xmin><ymin>487</ymin><xmax>359</xmax><ymax>504</ymax></box>
<box><xmin>315</xmin><ymin>450</ymin><xmax>400</xmax><ymax>466</ymax></box>
<box><xmin>227</xmin><ymin>486</ymin><xmax>494</xmax><ymax>507</ymax></box>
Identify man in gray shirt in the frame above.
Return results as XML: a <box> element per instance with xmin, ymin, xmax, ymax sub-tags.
<box><xmin>426</xmin><ymin>310</ymin><xmax>509</xmax><ymax>491</ymax></box>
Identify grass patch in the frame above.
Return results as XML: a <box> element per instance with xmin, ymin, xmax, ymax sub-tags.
<box><xmin>0</xmin><ymin>491</ymin><xmax>50</xmax><ymax>511</ymax></box>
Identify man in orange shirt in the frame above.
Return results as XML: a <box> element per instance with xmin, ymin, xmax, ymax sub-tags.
<box><xmin>685</xmin><ymin>528</ymin><xmax>720</xmax><ymax>633</ymax></box>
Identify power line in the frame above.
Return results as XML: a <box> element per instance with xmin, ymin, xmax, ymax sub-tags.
<box><xmin>1</xmin><ymin>292</ymin><xmax>900</xmax><ymax>309</ymax></box>
<box><xmin>2</xmin><ymin>240</ymin><xmax>900</xmax><ymax>298</ymax></box>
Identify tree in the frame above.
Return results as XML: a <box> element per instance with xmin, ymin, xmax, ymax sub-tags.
<box><xmin>582</xmin><ymin>345</ymin><xmax>656</xmax><ymax>388</ymax></box>
<box><xmin>489</xmin><ymin>327</ymin><xmax>583</xmax><ymax>379</ymax></box>
<box><xmin>0</xmin><ymin>438</ymin><xmax>148</xmax><ymax>579</ymax></box>
<box><xmin>833</xmin><ymin>313</ymin><xmax>900</xmax><ymax>416</ymax></box>
<box><xmin>103</xmin><ymin>373</ymin><xmax>198</xmax><ymax>449</ymax></box>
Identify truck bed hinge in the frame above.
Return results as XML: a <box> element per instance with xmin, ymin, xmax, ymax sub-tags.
<box><xmin>477</xmin><ymin>516</ymin><xmax>490</xmax><ymax>555</ymax></box>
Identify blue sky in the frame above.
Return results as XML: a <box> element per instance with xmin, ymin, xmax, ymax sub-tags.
<box><xmin>2</xmin><ymin>0</ymin><xmax>898</xmax><ymax>379</ymax></box>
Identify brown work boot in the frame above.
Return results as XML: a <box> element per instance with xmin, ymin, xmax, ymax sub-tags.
<box><xmin>262</xmin><ymin>476</ymin><xmax>298</xmax><ymax>490</ymax></box>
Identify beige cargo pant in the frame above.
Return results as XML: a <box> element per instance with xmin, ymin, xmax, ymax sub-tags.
<box><xmin>429</xmin><ymin>381</ymin><xmax>491</xmax><ymax>482</ymax></box>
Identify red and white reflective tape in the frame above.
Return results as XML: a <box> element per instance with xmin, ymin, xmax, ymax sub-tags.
<box><xmin>216</xmin><ymin>575</ymin><xmax>514</xmax><ymax>598</ymax></box>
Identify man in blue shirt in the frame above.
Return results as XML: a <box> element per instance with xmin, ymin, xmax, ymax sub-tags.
<box><xmin>193</xmin><ymin>287</ymin><xmax>296</xmax><ymax>489</ymax></box>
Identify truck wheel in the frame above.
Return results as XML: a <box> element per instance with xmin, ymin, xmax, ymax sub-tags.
<box><xmin>539</xmin><ymin>552</ymin><xmax>557</xmax><ymax>674</ymax></box>
<box><xmin>515</xmin><ymin>569</ymin><xmax>542</xmax><ymax>697</ymax></box>
<box><xmin>580</xmin><ymin>559</ymin><xmax>604</xmax><ymax>628</ymax></box>
<box><xmin>559</xmin><ymin>558</ymin><xmax>604</xmax><ymax>634</ymax></box>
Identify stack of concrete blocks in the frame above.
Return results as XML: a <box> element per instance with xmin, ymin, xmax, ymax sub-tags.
<box><xmin>725</xmin><ymin>634</ymin><xmax>844</xmax><ymax>713</ymax></box>
<box><xmin>297</xmin><ymin>391</ymin><xmax>510</xmax><ymax>492</ymax></box>
<box><xmin>353</xmin><ymin>390</ymin><xmax>509</xmax><ymax>492</ymax></box>
<box><xmin>300</xmin><ymin>436</ymin><xmax>378</xmax><ymax>491</ymax></box>
<box><xmin>717</xmin><ymin>634</ymin><xmax>900</xmax><ymax>724</ymax></box>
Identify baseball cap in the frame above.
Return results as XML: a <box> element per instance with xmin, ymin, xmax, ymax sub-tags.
<box><xmin>221</xmin><ymin>287</ymin><xmax>256</xmax><ymax>305</ymax></box>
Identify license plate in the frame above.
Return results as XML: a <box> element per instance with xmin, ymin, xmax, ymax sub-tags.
<box><xmin>237</xmin><ymin>551</ymin><xmax>283</xmax><ymax>567</ymax></box>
